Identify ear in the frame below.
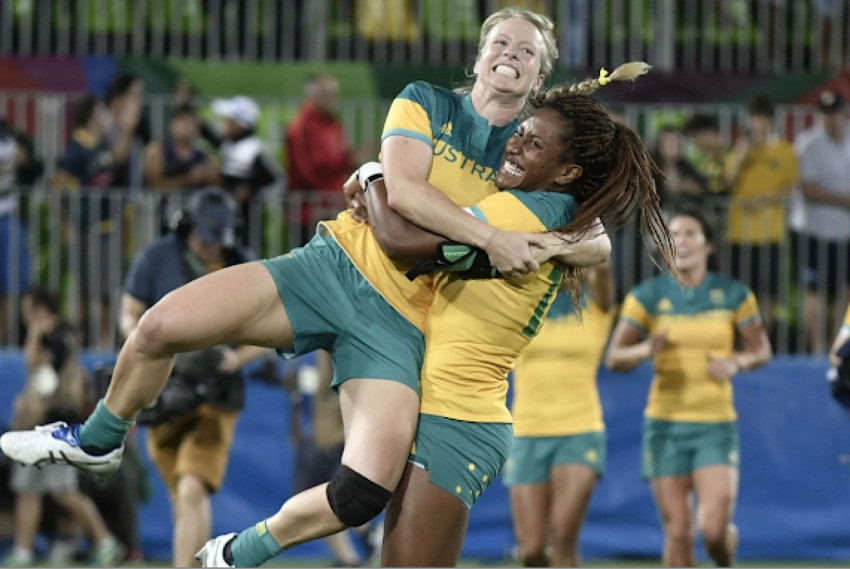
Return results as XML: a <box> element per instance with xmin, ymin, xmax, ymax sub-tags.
<box><xmin>554</xmin><ymin>164</ymin><xmax>582</xmax><ymax>186</ymax></box>
<box><xmin>705</xmin><ymin>241</ymin><xmax>715</xmax><ymax>257</ymax></box>
<box><xmin>473</xmin><ymin>56</ymin><xmax>481</xmax><ymax>77</ymax></box>
<box><xmin>534</xmin><ymin>73</ymin><xmax>545</xmax><ymax>92</ymax></box>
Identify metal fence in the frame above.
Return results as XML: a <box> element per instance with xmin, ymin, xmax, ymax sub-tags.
<box><xmin>2</xmin><ymin>0</ymin><xmax>849</xmax><ymax>72</ymax></box>
<box><xmin>0</xmin><ymin>187</ymin><xmax>847</xmax><ymax>355</ymax></box>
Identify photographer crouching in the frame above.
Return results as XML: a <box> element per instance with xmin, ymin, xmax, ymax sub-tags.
<box><xmin>121</xmin><ymin>188</ymin><xmax>270</xmax><ymax>566</ymax></box>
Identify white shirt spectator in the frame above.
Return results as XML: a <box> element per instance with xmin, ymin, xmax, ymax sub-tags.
<box><xmin>798</xmin><ymin>125</ymin><xmax>850</xmax><ymax>240</ymax></box>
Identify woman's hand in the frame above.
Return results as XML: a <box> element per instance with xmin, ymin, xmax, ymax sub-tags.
<box><xmin>343</xmin><ymin>170</ymin><xmax>368</xmax><ymax>223</ymax></box>
<box><xmin>484</xmin><ymin>230</ymin><xmax>544</xmax><ymax>278</ymax></box>
<box><xmin>707</xmin><ymin>354</ymin><xmax>740</xmax><ymax>382</ymax></box>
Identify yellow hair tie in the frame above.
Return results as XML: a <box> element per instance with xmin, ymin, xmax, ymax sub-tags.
<box><xmin>598</xmin><ymin>67</ymin><xmax>611</xmax><ymax>86</ymax></box>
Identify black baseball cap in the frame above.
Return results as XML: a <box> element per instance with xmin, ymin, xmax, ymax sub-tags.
<box><xmin>189</xmin><ymin>188</ymin><xmax>236</xmax><ymax>245</ymax></box>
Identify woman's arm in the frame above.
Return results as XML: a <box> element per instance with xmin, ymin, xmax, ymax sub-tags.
<box><xmin>381</xmin><ymin>137</ymin><xmax>541</xmax><ymax>276</ymax></box>
<box><xmin>530</xmin><ymin>220</ymin><xmax>611</xmax><ymax>268</ymax></box>
<box><xmin>363</xmin><ymin>177</ymin><xmax>445</xmax><ymax>261</ymax></box>
<box><xmin>830</xmin><ymin>326</ymin><xmax>850</xmax><ymax>369</ymax></box>
<box><xmin>586</xmin><ymin>261</ymin><xmax>615</xmax><ymax>312</ymax></box>
<box><xmin>707</xmin><ymin>320</ymin><xmax>772</xmax><ymax>381</ymax></box>
<box><xmin>606</xmin><ymin>320</ymin><xmax>668</xmax><ymax>372</ymax></box>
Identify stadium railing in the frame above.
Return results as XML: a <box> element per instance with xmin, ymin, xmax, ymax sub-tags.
<box><xmin>0</xmin><ymin>186</ymin><xmax>847</xmax><ymax>356</ymax></box>
<box><xmin>1</xmin><ymin>0</ymin><xmax>848</xmax><ymax>73</ymax></box>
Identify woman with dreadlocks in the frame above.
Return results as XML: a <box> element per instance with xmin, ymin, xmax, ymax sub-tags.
<box><xmin>346</xmin><ymin>64</ymin><xmax>677</xmax><ymax>566</ymax></box>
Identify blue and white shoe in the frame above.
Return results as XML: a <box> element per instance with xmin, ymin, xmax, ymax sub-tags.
<box><xmin>0</xmin><ymin>422</ymin><xmax>123</xmax><ymax>477</ymax></box>
<box><xmin>196</xmin><ymin>533</ymin><xmax>237</xmax><ymax>567</ymax></box>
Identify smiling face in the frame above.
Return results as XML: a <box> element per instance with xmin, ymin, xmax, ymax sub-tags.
<box><xmin>474</xmin><ymin>17</ymin><xmax>546</xmax><ymax>100</ymax></box>
<box><xmin>495</xmin><ymin>107</ymin><xmax>582</xmax><ymax>192</ymax></box>
<box><xmin>670</xmin><ymin>214</ymin><xmax>712</xmax><ymax>273</ymax></box>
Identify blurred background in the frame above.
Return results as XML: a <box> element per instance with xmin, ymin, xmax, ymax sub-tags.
<box><xmin>0</xmin><ymin>0</ymin><xmax>849</xmax><ymax>566</ymax></box>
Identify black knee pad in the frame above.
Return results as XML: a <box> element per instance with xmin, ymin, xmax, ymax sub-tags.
<box><xmin>326</xmin><ymin>465</ymin><xmax>392</xmax><ymax>527</ymax></box>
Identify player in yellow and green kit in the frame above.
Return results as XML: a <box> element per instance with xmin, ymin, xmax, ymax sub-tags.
<box><xmin>503</xmin><ymin>261</ymin><xmax>615</xmax><ymax>567</ymax></box>
<box><xmin>606</xmin><ymin>209</ymin><xmax>772</xmax><ymax>568</ymax></box>
<box><xmin>365</xmin><ymin>73</ymin><xmax>677</xmax><ymax>563</ymax></box>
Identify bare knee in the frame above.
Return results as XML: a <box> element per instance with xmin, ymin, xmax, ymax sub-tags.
<box><xmin>699</xmin><ymin>515</ymin><xmax>729</xmax><ymax>552</ymax></box>
<box><xmin>134</xmin><ymin>306</ymin><xmax>180</xmax><ymax>357</ymax></box>
<box><xmin>663</xmin><ymin>519</ymin><xmax>694</xmax><ymax>550</ymax></box>
<box><xmin>175</xmin><ymin>475</ymin><xmax>209</xmax><ymax>513</ymax></box>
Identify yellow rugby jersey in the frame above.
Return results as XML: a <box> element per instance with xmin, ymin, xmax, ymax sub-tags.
<box><xmin>619</xmin><ymin>272</ymin><xmax>760</xmax><ymax>422</ymax></box>
<box><xmin>842</xmin><ymin>304</ymin><xmax>850</xmax><ymax>334</ymax></box>
<box><xmin>727</xmin><ymin>140</ymin><xmax>798</xmax><ymax>244</ymax></box>
<box><xmin>419</xmin><ymin>190</ymin><xmax>577</xmax><ymax>424</ymax></box>
<box><xmin>322</xmin><ymin>81</ymin><xmax>517</xmax><ymax>332</ymax></box>
<box><xmin>512</xmin><ymin>293</ymin><xmax>613</xmax><ymax>437</ymax></box>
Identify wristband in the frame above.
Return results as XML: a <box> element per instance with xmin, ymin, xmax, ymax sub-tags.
<box><xmin>357</xmin><ymin>162</ymin><xmax>384</xmax><ymax>192</ymax></box>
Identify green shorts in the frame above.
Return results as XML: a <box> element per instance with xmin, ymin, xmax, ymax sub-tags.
<box><xmin>502</xmin><ymin>431</ymin><xmax>606</xmax><ymax>487</ymax></box>
<box><xmin>641</xmin><ymin>418</ymin><xmax>739</xmax><ymax>480</ymax></box>
<box><xmin>261</xmin><ymin>233</ymin><xmax>424</xmax><ymax>393</ymax></box>
<box><xmin>409</xmin><ymin>413</ymin><xmax>513</xmax><ymax>509</ymax></box>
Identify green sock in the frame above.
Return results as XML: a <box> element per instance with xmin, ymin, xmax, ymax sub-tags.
<box><xmin>78</xmin><ymin>400</ymin><xmax>134</xmax><ymax>452</ymax></box>
<box><xmin>229</xmin><ymin>520</ymin><xmax>284</xmax><ymax>567</ymax></box>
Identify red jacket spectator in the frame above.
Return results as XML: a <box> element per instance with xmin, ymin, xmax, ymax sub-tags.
<box><xmin>286</xmin><ymin>101</ymin><xmax>353</xmax><ymax>193</ymax></box>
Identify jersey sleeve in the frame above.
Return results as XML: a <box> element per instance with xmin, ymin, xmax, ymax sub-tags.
<box><xmin>381</xmin><ymin>81</ymin><xmax>438</xmax><ymax>149</ymax></box>
<box><xmin>467</xmin><ymin>191</ymin><xmax>577</xmax><ymax>233</ymax></box>
<box><xmin>619</xmin><ymin>285</ymin><xmax>654</xmax><ymax>336</ymax></box>
<box><xmin>733</xmin><ymin>287</ymin><xmax>761</xmax><ymax>329</ymax></box>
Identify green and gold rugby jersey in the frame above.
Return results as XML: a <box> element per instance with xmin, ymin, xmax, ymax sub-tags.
<box><xmin>322</xmin><ymin>81</ymin><xmax>518</xmax><ymax>333</ymax></box>
<box><xmin>619</xmin><ymin>272</ymin><xmax>760</xmax><ymax>423</ymax></box>
<box><xmin>421</xmin><ymin>190</ymin><xmax>577</xmax><ymax>424</ymax></box>
<box><xmin>512</xmin><ymin>291</ymin><xmax>613</xmax><ymax>437</ymax></box>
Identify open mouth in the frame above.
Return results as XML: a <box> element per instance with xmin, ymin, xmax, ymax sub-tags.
<box><xmin>502</xmin><ymin>160</ymin><xmax>525</xmax><ymax>177</ymax></box>
<box><xmin>493</xmin><ymin>64</ymin><xmax>520</xmax><ymax>79</ymax></box>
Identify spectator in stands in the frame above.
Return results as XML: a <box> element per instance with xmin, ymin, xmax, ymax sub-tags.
<box><xmin>4</xmin><ymin>288</ymin><xmax>124</xmax><ymax>566</ymax></box>
<box><xmin>724</xmin><ymin>95</ymin><xmax>798</xmax><ymax>332</ymax></box>
<box><xmin>103</xmin><ymin>73</ymin><xmax>150</xmax><ymax>188</ymax></box>
<box><xmin>143</xmin><ymin>104</ymin><xmax>217</xmax><ymax>230</ymax></box>
<box><xmin>606</xmin><ymin>209</ymin><xmax>772</xmax><ymax>568</ymax></box>
<box><xmin>0</xmin><ymin>119</ymin><xmax>33</xmax><ymax>346</ymax></box>
<box><xmin>209</xmin><ymin>95</ymin><xmax>281</xmax><ymax>246</ymax></box>
<box><xmin>53</xmin><ymin>95</ymin><xmax>120</xmax><ymax>349</ymax></box>
<box><xmin>797</xmin><ymin>90</ymin><xmax>850</xmax><ymax>354</ymax></box>
<box><xmin>120</xmin><ymin>188</ymin><xmax>268</xmax><ymax>567</ymax></box>
<box><xmin>289</xmin><ymin>351</ymin><xmax>379</xmax><ymax>567</ymax></box>
<box><xmin>286</xmin><ymin>74</ymin><xmax>373</xmax><ymax>244</ymax></box>
<box><xmin>653</xmin><ymin>125</ymin><xmax>707</xmax><ymax>212</ymax></box>
<box><xmin>144</xmin><ymin>104</ymin><xmax>215</xmax><ymax>191</ymax></box>
<box><xmin>684</xmin><ymin>114</ymin><xmax>728</xmax><ymax>197</ymax></box>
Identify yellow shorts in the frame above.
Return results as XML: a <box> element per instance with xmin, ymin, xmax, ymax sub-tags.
<box><xmin>146</xmin><ymin>403</ymin><xmax>238</xmax><ymax>495</ymax></box>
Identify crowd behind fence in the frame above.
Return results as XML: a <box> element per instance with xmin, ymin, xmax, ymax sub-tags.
<box><xmin>0</xmin><ymin>91</ymin><xmax>846</xmax><ymax>354</ymax></box>
<box><xmin>0</xmin><ymin>90</ymin><xmax>825</xmax><ymax>186</ymax></box>
<box><xmin>2</xmin><ymin>0</ymin><xmax>850</xmax><ymax>72</ymax></box>
<box><xmin>1</xmin><ymin>187</ymin><xmax>846</xmax><ymax>356</ymax></box>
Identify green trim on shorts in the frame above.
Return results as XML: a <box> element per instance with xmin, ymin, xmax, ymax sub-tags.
<box><xmin>260</xmin><ymin>233</ymin><xmax>424</xmax><ymax>394</ymax></box>
<box><xmin>502</xmin><ymin>431</ymin><xmax>606</xmax><ymax>487</ymax></box>
<box><xmin>409</xmin><ymin>414</ymin><xmax>513</xmax><ymax>509</ymax></box>
<box><xmin>641</xmin><ymin>418</ymin><xmax>739</xmax><ymax>480</ymax></box>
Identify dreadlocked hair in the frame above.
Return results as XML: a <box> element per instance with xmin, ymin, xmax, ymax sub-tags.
<box><xmin>530</xmin><ymin>61</ymin><xmax>678</xmax><ymax>305</ymax></box>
